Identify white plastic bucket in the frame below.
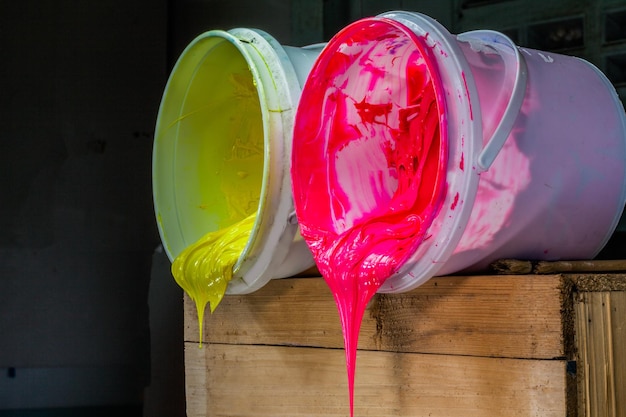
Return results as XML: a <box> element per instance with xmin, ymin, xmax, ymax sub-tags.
<box><xmin>153</xmin><ymin>28</ymin><xmax>319</xmax><ymax>294</ymax></box>
<box><xmin>291</xmin><ymin>12</ymin><xmax>626</xmax><ymax>293</ymax></box>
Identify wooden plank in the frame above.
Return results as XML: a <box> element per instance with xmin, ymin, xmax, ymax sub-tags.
<box><xmin>536</xmin><ymin>261</ymin><xmax>626</xmax><ymax>275</ymax></box>
<box><xmin>491</xmin><ymin>259</ymin><xmax>626</xmax><ymax>275</ymax></box>
<box><xmin>571</xmin><ymin>274</ymin><xmax>626</xmax><ymax>292</ymax></box>
<box><xmin>185</xmin><ymin>275</ymin><xmax>569</xmax><ymax>359</ymax></box>
<box><xmin>184</xmin><ymin>343</ymin><xmax>207</xmax><ymax>417</ymax></box>
<box><xmin>184</xmin><ymin>342</ymin><xmax>567</xmax><ymax>417</ymax></box>
<box><xmin>575</xmin><ymin>291</ymin><xmax>626</xmax><ymax>417</ymax></box>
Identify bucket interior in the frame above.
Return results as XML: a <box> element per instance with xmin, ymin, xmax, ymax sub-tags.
<box><xmin>292</xmin><ymin>17</ymin><xmax>449</xmax><ymax>287</ymax></box>
<box><xmin>153</xmin><ymin>34</ymin><xmax>265</xmax><ymax>263</ymax></box>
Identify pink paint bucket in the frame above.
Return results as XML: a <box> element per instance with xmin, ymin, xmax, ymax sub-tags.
<box><xmin>291</xmin><ymin>11</ymin><xmax>626</xmax><ymax>293</ymax></box>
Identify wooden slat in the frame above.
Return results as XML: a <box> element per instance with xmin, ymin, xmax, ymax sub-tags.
<box><xmin>575</xmin><ymin>291</ymin><xmax>626</xmax><ymax>417</ymax></box>
<box><xmin>185</xmin><ymin>275</ymin><xmax>569</xmax><ymax>359</ymax></box>
<box><xmin>185</xmin><ymin>343</ymin><xmax>207</xmax><ymax>417</ymax></box>
<box><xmin>491</xmin><ymin>259</ymin><xmax>626</xmax><ymax>275</ymax></box>
<box><xmin>184</xmin><ymin>342</ymin><xmax>567</xmax><ymax>417</ymax></box>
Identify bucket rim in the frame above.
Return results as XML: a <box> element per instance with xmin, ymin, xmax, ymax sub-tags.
<box><xmin>373</xmin><ymin>11</ymin><xmax>485</xmax><ymax>292</ymax></box>
<box><xmin>152</xmin><ymin>28</ymin><xmax>304</xmax><ymax>294</ymax></box>
<box><xmin>290</xmin><ymin>12</ymin><xmax>483</xmax><ymax>293</ymax></box>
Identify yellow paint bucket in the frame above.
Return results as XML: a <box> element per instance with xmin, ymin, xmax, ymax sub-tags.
<box><xmin>153</xmin><ymin>28</ymin><xmax>320</xmax><ymax>295</ymax></box>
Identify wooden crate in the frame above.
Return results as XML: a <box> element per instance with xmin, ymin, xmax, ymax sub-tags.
<box><xmin>182</xmin><ymin>272</ymin><xmax>626</xmax><ymax>417</ymax></box>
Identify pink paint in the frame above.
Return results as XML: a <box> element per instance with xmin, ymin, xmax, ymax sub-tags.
<box><xmin>292</xmin><ymin>18</ymin><xmax>448</xmax><ymax>417</ymax></box>
<box><xmin>451</xmin><ymin>192</ymin><xmax>459</xmax><ymax>210</ymax></box>
<box><xmin>461</xmin><ymin>71</ymin><xmax>473</xmax><ymax>120</ymax></box>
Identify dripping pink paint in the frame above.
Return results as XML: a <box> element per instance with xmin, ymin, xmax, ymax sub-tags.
<box><xmin>292</xmin><ymin>17</ymin><xmax>449</xmax><ymax>417</ymax></box>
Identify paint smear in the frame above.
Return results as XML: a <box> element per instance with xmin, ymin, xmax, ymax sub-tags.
<box><xmin>292</xmin><ymin>19</ymin><xmax>447</xmax><ymax>417</ymax></box>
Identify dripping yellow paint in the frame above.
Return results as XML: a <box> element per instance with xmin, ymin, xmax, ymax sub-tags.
<box><xmin>167</xmin><ymin>42</ymin><xmax>264</xmax><ymax>347</ymax></box>
<box><xmin>171</xmin><ymin>213</ymin><xmax>256</xmax><ymax>346</ymax></box>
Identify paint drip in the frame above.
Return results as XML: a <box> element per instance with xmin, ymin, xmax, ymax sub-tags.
<box><xmin>171</xmin><ymin>213</ymin><xmax>255</xmax><ymax>346</ymax></box>
<box><xmin>292</xmin><ymin>19</ymin><xmax>448</xmax><ymax>416</ymax></box>
<box><xmin>169</xmin><ymin>62</ymin><xmax>264</xmax><ymax>347</ymax></box>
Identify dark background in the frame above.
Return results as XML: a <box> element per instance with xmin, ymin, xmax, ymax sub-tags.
<box><xmin>1</xmin><ymin>0</ymin><xmax>624</xmax><ymax>416</ymax></box>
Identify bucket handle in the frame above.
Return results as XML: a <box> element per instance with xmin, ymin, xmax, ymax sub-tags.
<box><xmin>456</xmin><ymin>30</ymin><xmax>528</xmax><ymax>173</ymax></box>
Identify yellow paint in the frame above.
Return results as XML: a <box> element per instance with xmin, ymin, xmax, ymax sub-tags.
<box><xmin>166</xmin><ymin>40</ymin><xmax>265</xmax><ymax>347</ymax></box>
<box><xmin>171</xmin><ymin>213</ymin><xmax>256</xmax><ymax>346</ymax></box>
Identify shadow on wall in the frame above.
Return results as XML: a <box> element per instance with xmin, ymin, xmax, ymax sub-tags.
<box><xmin>0</xmin><ymin>0</ymin><xmax>167</xmax><ymax>414</ymax></box>
<box><xmin>0</xmin><ymin>406</ymin><xmax>143</xmax><ymax>417</ymax></box>
<box><xmin>144</xmin><ymin>247</ymin><xmax>186</xmax><ymax>417</ymax></box>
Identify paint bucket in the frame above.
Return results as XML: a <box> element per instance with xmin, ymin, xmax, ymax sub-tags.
<box><xmin>153</xmin><ymin>28</ymin><xmax>320</xmax><ymax>294</ymax></box>
<box><xmin>291</xmin><ymin>11</ymin><xmax>626</xmax><ymax>293</ymax></box>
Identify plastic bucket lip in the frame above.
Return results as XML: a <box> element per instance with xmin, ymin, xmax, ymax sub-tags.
<box><xmin>372</xmin><ymin>12</ymin><xmax>482</xmax><ymax>292</ymax></box>
<box><xmin>290</xmin><ymin>11</ymin><xmax>483</xmax><ymax>293</ymax></box>
<box><xmin>377</xmin><ymin>12</ymin><xmax>536</xmax><ymax>292</ymax></box>
<box><xmin>152</xmin><ymin>28</ymin><xmax>307</xmax><ymax>294</ymax></box>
